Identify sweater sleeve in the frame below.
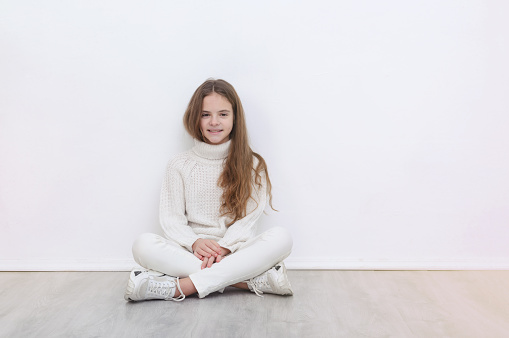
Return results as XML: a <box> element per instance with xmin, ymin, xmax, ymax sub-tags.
<box><xmin>217</xmin><ymin>170</ymin><xmax>268</xmax><ymax>253</ymax></box>
<box><xmin>159</xmin><ymin>158</ymin><xmax>199</xmax><ymax>252</ymax></box>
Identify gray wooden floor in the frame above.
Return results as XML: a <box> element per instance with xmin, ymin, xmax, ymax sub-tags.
<box><xmin>1</xmin><ymin>270</ymin><xmax>509</xmax><ymax>337</ymax></box>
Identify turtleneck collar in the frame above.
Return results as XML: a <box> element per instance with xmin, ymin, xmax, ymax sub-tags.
<box><xmin>192</xmin><ymin>139</ymin><xmax>231</xmax><ymax>160</ymax></box>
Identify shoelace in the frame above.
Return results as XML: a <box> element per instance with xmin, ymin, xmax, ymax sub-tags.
<box><xmin>147</xmin><ymin>277</ymin><xmax>185</xmax><ymax>301</ymax></box>
<box><xmin>173</xmin><ymin>278</ymin><xmax>185</xmax><ymax>301</ymax></box>
<box><xmin>247</xmin><ymin>274</ymin><xmax>270</xmax><ymax>297</ymax></box>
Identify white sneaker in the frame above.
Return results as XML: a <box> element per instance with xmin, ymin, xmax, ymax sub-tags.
<box><xmin>124</xmin><ymin>268</ymin><xmax>185</xmax><ymax>302</ymax></box>
<box><xmin>247</xmin><ymin>262</ymin><xmax>293</xmax><ymax>297</ymax></box>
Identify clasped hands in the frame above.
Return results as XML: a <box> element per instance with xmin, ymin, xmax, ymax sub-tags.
<box><xmin>192</xmin><ymin>238</ymin><xmax>231</xmax><ymax>270</ymax></box>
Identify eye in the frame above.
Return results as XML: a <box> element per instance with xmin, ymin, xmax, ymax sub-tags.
<box><xmin>220</xmin><ymin>113</ymin><xmax>228</xmax><ymax>117</ymax></box>
<box><xmin>201</xmin><ymin>113</ymin><xmax>210</xmax><ymax>117</ymax></box>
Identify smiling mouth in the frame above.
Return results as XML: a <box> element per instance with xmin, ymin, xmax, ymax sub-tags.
<box><xmin>208</xmin><ymin>129</ymin><xmax>223</xmax><ymax>133</ymax></box>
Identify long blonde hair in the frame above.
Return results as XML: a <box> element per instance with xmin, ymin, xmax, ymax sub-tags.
<box><xmin>183</xmin><ymin>79</ymin><xmax>274</xmax><ymax>225</ymax></box>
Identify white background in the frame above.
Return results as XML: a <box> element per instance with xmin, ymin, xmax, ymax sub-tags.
<box><xmin>1</xmin><ymin>1</ymin><xmax>508</xmax><ymax>270</ymax></box>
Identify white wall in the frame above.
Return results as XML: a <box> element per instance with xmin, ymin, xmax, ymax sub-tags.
<box><xmin>1</xmin><ymin>1</ymin><xmax>508</xmax><ymax>270</ymax></box>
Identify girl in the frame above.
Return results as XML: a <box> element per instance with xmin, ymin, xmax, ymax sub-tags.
<box><xmin>124</xmin><ymin>79</ymin><xmax>293</xmax><ymax>301</ymax></box>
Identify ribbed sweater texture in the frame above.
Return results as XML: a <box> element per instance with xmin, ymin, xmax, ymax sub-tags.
<box><xmin>159</xmin><ymin>139</ymin><xmax>267</xmax><ymax>253</ymax></box>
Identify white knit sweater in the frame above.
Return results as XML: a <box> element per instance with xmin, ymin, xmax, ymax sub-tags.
<box><xmin>159</xmin><ymin>139</ymin><xmax>267</xmax><ymax>254</ymax></box>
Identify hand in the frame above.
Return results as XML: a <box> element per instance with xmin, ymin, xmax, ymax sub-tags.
<box><xmin>201</xmin><ymin>255</ymin><xmax>217</xmax><ymax>269</ymax></box>
<box><xmin>192</xmin><ymin>239</ymin><xmax>222</xmax><ymax>261</ymax></box>
<box><xmin>214</xmin><ymin>246</ymin><xmax>231</xmax><ymax>264</ymax></box>
<box><xmin>200</xmin><ymin>247</ymin><xmax>231</xmax><ymax>269</ymax></box>
<box><xmin>192</xmin><ymin>239</ymin><xmax>231</xmax><ymax>269</ymax></box>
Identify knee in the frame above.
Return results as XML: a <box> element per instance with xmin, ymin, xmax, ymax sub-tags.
<box><xmin>267</xmin><ymin>226</ymin><xmax>293</xmax><ymax>253</ymax></box>
<box><xmin>132</xmin><ymin>233</ymin><xmax>158</xmax><ymax>260</ymax></box>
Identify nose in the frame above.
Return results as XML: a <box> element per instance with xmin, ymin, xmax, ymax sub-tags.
<box><xmin>209</xmin><ymin>115</ymin><xmax>219</xmax><ymax>125</ymax></box>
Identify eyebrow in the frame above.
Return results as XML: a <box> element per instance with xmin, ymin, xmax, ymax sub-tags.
<box><xmin>202</xmin><ymin>109</ymin><xmax>231</xmax><ymax>113</ymax></box>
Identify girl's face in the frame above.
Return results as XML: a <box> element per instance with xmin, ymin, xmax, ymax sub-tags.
<box><xmin>200</xmin><ymin>92</ymin><xmax>234</xmax><ymax>145</ymax></box>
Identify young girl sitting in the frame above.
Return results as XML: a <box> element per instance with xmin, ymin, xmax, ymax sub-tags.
<box><xmin>125</xmin><ymin>79</ymin><xmax>293</xmax><ymax>301</ymax></box>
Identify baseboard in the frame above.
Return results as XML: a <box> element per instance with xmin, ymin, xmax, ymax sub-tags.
<box><xmin>284</xmin><ymin>257</ymin><xmax>509</xmax><ymax>270</ymax></box>
<box><xmin>0</xmin><ymin>259</ymin><xmax>138</xmax><ymax>272</ymax></box>
<box><xmin>1</xmin><ymin>257</ymin><xmax>509</xmax><ymax>271</ymax></box>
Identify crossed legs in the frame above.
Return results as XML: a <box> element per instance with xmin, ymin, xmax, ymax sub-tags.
<box><xmin>132</xmin><ymin>226</ymin><xmax>293</xmax><ymax>298</ymax></box>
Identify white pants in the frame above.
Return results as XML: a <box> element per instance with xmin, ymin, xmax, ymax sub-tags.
<box><xmin>132</xmin><ymin>226</ymin><xmax>293</xmax><ymax>298</ymax></box>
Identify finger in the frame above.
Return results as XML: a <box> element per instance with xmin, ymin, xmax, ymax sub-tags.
<box><xmin>204</xmin><ymin>242</ymin><xmax>220</xmax><ymax>256</ymax></box>
<box><xmin>207</xmin><ymin>256</ymin><xmax>215</xmax><ymax>268</ymax></box>
<box><xmin>203</xmin><ymin>240</ymin><xmax>221</xmax><ymax>253</ymax></box>
<box><xmin>210</xmin><ymin>241</ymin><xmax>222</xmax><ymax>254</ymax></box>
<box><xmin>194</xmin><ymin>251</ymin><xmax>203</xmax><ymax>260</ymax></box>
<box><xmin>216</xmin><ymin>255</ymin><xmax>223</xmax><ymax>263</ymax></box>
<box><xmin>201</xmin><ymin>257</ymin><xmax>209</xmax><ymax>270</ymax></box>
<box><xmin>199</xmin><ymin>243</ymin><xmax>216</xmax><ymax>257</ymax></box>
<box><xmin>197</xmin><ymin>247</ymin><xmax>212</xmax><ymax>258</ymax></box>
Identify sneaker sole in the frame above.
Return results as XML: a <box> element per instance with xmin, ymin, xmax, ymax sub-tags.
<box><xmin>124</xmin><ymin>270</ymin><xmax>137</xmax><ymax>301</ymax></box>
<box><xmin>124</xmin><ymin>269</ymin><xmax>167</xmax><ymax>301</ymax></box>
<box><xmin>275</xmin><ymin>262</ymin><xmax>293</xmax><ymax>296</ymax></box>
